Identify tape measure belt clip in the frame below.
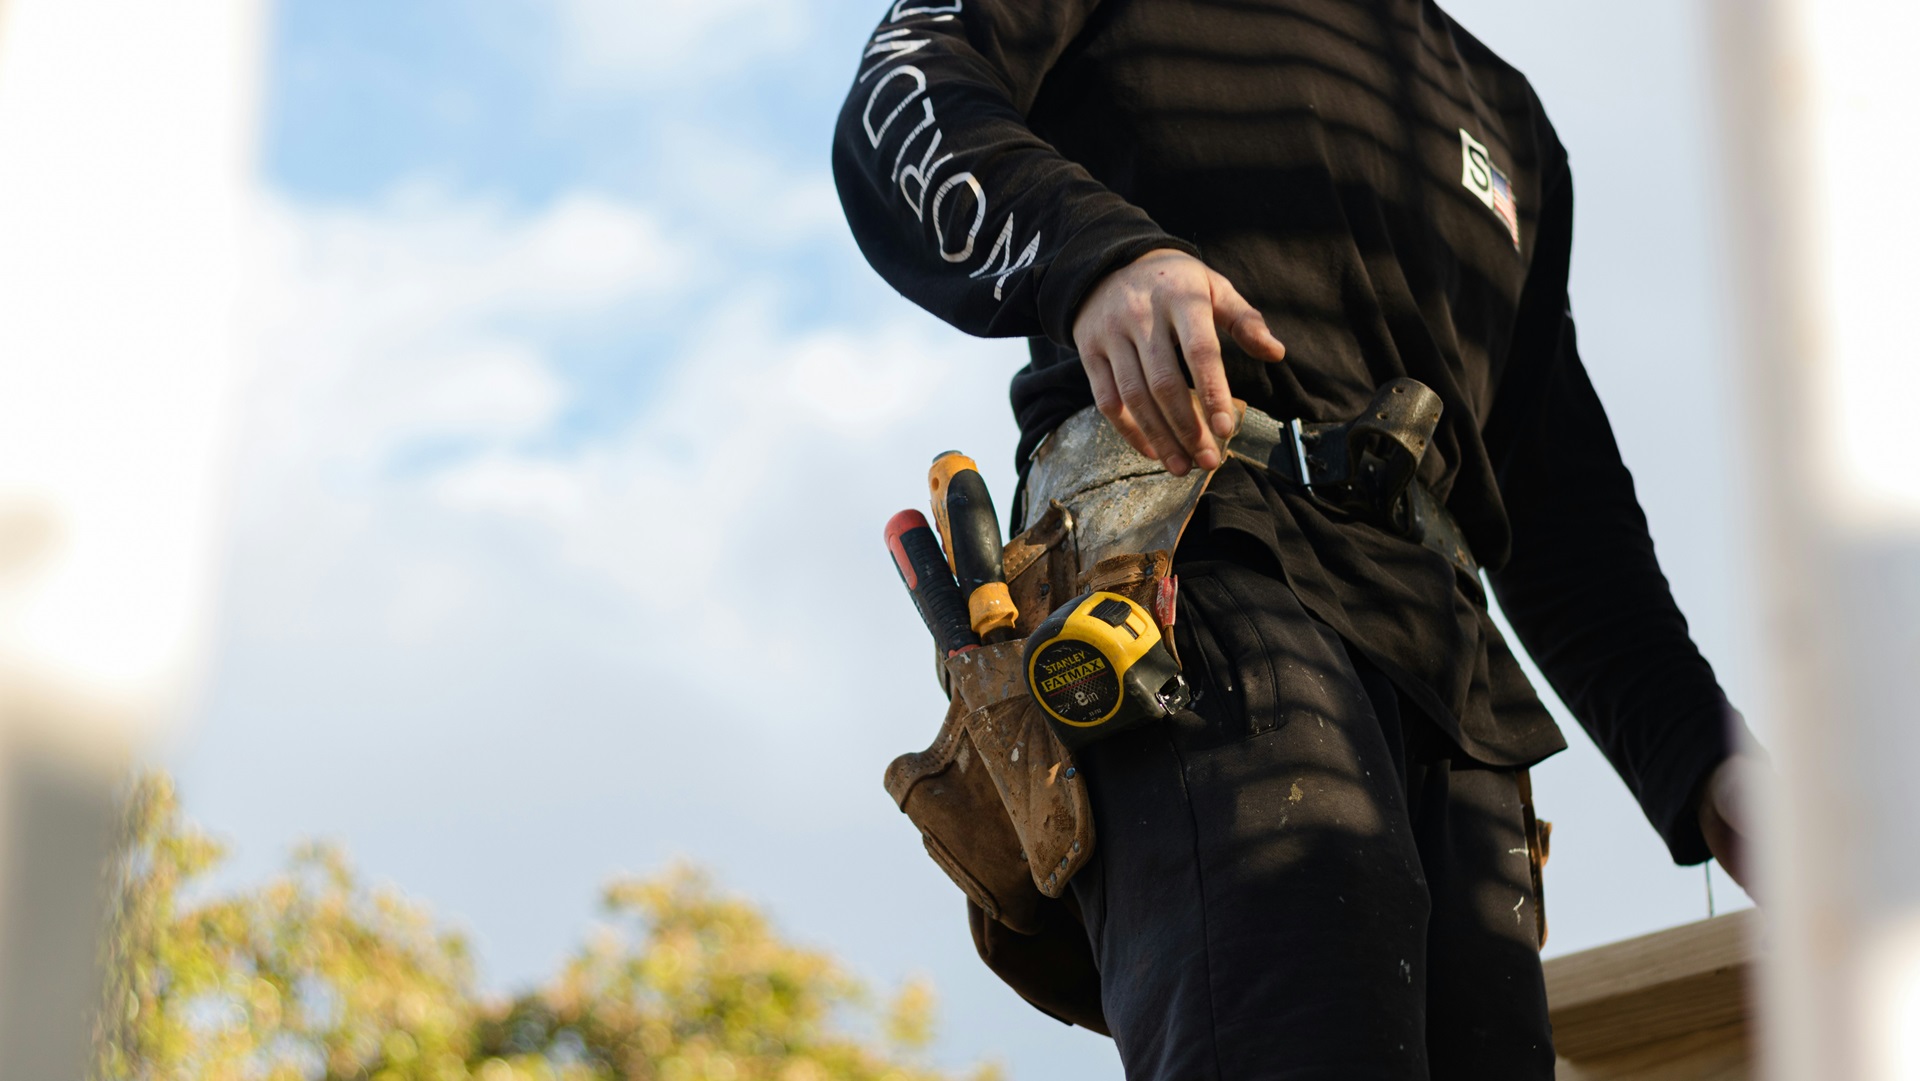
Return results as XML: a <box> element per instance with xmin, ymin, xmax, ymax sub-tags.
<box><xmin>1223</xmin><ymin>380</ymin><xmax>1477</xmax><ymax>575</ymax></box>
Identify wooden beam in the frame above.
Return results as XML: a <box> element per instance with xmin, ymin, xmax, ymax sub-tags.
<box><xmin>1546</xmin><ymin>910</ymin><xmax>1757</xmax><ymax>1066</ymax></box>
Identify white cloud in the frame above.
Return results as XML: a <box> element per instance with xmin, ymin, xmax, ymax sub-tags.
<box><xmin>243</xmin><ymin>186</ymin><xmax>685</xmax><ymax>471</ymax></box>
<box><xmin>645</xmin><ymin>126</ymin><xmax>847</xmax><ymax>246</ymax></box>
<box><xmin>233</xmin><ymin>177</ymin><xmax>1023</xmax><ymax>699</ymax></box>
<box><xmin>428</xmin><ymin>303</ymin><xmax>990</xmax><ymax>622</ymax></box>
<box><xmin>554</xmin><ymin>0</ymin><xmax>808</xmax><ymax>86</ymax></box>
<box><xmin>407</xmin><ymin>341</ymin><xmax>566</xmax><ymax>439</ymax></box>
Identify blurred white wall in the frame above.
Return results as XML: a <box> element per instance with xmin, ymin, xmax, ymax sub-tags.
<box><xmin>0</xmin><ymin>0</ymin><xmax>263</xmax><ymax>1073</ymax></box>
<box><xmin>1708</xmin><ymin>1</ymin><xmax>1920</xmax><ymax>1078</ymax></box>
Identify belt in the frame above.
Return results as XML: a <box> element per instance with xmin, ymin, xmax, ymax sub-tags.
<box><xmin>1023</xmin><ymin>379</ymin><xmax>1477</xmax><ymax>577</ymax></box>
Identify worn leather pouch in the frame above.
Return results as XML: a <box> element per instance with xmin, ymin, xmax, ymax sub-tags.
<box><xmin>883</xmin><ymin>505</ymin><xmax>1183</xmax><ymax>1034</ymax></box>
<box><xmin>883</xmin><ymin>504</ymin><xmax>1095</xmax><ymax>930</ymax></box>
<box><xmin>883</xmin><ymin>690</ymin><xmax>1040</xmax><ymax>928</ymax></box>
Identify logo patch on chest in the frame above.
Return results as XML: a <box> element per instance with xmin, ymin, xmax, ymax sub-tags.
<box><xmin>1460</xmin><ymin>129</ymin><xmax>1520</xmax><ymax>250</ymax></box>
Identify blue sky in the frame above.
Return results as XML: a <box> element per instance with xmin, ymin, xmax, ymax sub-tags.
<box><xmin>176</xmin><ymin>2</ymin><xmax>1759</xmax><ymax>1077</ymax></box>
<box><xmin>261</xmin><ymin>0</ymin><xmax>917</xmax><ymax>448</ymax></box>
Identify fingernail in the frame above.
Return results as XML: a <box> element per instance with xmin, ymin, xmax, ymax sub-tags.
<box><xmin>1211</xmin><ymin>411</ymin><xmax>1235</xmax><ymax>438</ymax></box>
<box><xmin>1167</xmin><ymin>454</ymin><xmax>1190</xmax><ymax>475</ymax></box>
<box><xmin>1196</xmin><ymin>448</ymin><xmax>1220</xmax><ymax>471</ymax></box>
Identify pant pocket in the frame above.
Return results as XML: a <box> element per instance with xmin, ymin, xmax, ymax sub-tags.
<box><xmin>1171</xmin><ymin>562</ymin><xmax>1362</xmax><ymax>743</ymax></box>
<box><xmin>1172</xmin><ymin>572</ymin><xmax>1284</xmax><ymax>740</ymax></box>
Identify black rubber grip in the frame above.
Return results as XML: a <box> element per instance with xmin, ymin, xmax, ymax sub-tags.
<box><xmin>942</xmin><ymin>469</ymin><xmax>1006</xmax><ymax>598</ymax></box>
<box><xmin>885</xmin><ymin>510</ymin><xmax>979</xmax><ymax>656</ymax></box>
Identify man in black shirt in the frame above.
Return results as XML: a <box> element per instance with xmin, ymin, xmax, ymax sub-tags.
<box><xmin>833</xmin><ymin>2</ymin><xmax>1756</xmax><ymax>1076</ymax></box>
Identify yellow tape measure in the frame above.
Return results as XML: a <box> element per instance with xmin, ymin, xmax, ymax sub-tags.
<box><xmin>1024</xmin><ymin>591</ymin><xmax>1190</xmax><ymax>748</ymax></box>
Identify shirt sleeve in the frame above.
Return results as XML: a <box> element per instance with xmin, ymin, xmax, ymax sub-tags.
<box><xmin>831</xmin><ymin>0</ymin><xmax>1196</xmax><ymax>344</ymax></box>
<box><xmin>1484</xmin><ymin>160</ymin><xmax>1745</xmax><ymax>867</ymax></box>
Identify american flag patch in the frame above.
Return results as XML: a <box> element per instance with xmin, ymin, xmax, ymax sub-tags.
<box><xmin>1460</xmin><ymin>128</ymin><xmax>1521</xmax><ymax>250</ymax></box>
<box><xmin>1490</xmin><ymin>166</ymin><xmax>1519</xmax><ymax>249</ymax></box>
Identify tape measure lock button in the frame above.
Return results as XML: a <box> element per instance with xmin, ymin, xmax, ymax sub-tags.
<box><xmin>1088</xmin><ymin>597</ymin><xmax>1142</xmax><ymax>635</ymax></box>
<box><xmin>1024</xmin><ymin>590</ymin><xmax>1191</xmax><ymax>750</ymax></box>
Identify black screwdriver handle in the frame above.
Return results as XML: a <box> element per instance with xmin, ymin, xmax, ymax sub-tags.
<box><xmin>929</xmin><ymin>452</ymin><xmax>1019</xmax><ymax>640</ymax></box>
<box><xmin>942</xmin><ymin>469</ymin><xmax>1006</xmax><ymax>600</ymax></box>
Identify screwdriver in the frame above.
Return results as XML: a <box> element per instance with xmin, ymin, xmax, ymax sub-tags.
<box><xmin>884</xmin><ymin>509</ymin><xmax>980</xmax><ymax>657</ymax></box>
<box><xmin>928</xmin><ymin>451</ymin><xmax>1019</xmax><ymax>643</ymax></box>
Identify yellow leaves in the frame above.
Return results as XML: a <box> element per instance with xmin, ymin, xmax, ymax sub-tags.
<box><xmin>385</xmin><ymin>1029</ymin><xmax>421</xmax><ymax>1064</ymax></box>
<box><xmin>396</xmin><ymin>988</ymin><xmax>435</xmax><ymax>1030</ymax></box>
<box><xmin>94</xmin><ymin>776</ymin><xmax>988</xmax><ymax>1081</ymax></box>
<box><xmin>639</xmin><ymin>1019</ymin><xmax>674</xmax><ymax>1058</ymax></box>
<box><xmin>883</xmin><ymin>979</ymin><xmax>937</xmax><ymax>1052</ymax></box>
<box><xmin>246</xmin><ymin>977</ymin><xmax>283</xmax><ymax>1030</ymax></box>
<box><xmin>775</xmin><ymin>1061</ymin><xmax>826</xmax><ymax>1081</ymax></box>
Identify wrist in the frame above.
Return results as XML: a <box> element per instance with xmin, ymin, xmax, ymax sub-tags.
<box><xmin>1045</xmin><ymin>233</ymin><xmax>1198</xmax><ymax>347</ymax></box>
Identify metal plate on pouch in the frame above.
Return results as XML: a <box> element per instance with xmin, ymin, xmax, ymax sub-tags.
<box><xmin>1024</xmin><ymin>405</ymin><xmax>1209</xmax><ymax>570</ymax></box>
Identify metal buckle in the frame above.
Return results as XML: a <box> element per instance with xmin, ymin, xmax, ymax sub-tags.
<box><xmin>1288</xmin><ymin>417</ymin><xmax>1314</xmax><ymax>491</ymax></box>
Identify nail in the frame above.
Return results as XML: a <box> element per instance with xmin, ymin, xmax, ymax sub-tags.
<box><xmin>1211</xmin><ymin>411</ymin><xmax>1235</xmax><ymax>439</ymax></box>
<box><xmin>1195</xmin><ymin>447</ymin><xmax>1220</xmax><ymax>471</ymax></box>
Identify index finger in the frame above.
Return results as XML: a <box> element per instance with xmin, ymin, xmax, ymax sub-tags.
<box><xmin>1082</xmin><ymin>348</ymin><xmax>1161</xmax><ymax>463</ymax></box>
<box><xmin>1170</xmin><ymin>296</ymin><xmax>1236</xmax><ymax>443</ymax></box>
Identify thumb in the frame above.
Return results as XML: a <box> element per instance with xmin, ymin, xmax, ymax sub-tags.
<box><xmin>1708</xmin><ymin>755</ymin><xmax>1766</xmax><ymax>837</ymax></box>
<box><xmin>1211</xmin><ymin>272</ymin><xmax>1286</xmax><ymax>364</ymax></box>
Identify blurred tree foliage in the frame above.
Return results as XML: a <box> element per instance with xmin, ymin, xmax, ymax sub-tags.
<box><xmin>92</xmin><ymin>775</ymin><xmax>997</xmax><ymax>1081</ymax></box>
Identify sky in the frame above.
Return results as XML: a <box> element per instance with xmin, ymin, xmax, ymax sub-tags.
<box><xmin>173</xmin><ymin>1</ymin><xmax>1759</xmax><ymax>1077</ymax></box>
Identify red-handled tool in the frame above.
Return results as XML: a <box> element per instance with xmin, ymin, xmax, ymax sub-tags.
<box><xmin>885</xmin><ymin>509</ymin><xmax>980</xmax><ymax>657</ymax></box>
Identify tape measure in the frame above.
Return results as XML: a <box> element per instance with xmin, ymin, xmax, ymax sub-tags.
<box><xmin>1024</xmin><ymin>591</ymin><xmax>1191</xmax><ymax>749</ymax></box>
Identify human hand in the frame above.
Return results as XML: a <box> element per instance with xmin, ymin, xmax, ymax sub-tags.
<box><xmin>1071</xmin><ymin>249</ymin><xmax>1288</xmax><ymax>476</ymax></box>
<box><xmin>1698</xmin><ymin>754</ymin><xmax>1766</xmax><ymax>899</ymax></box>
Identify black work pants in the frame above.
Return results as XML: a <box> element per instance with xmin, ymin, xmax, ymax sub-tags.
<box><xmin>1068</xmin><ymin>550</ymin><xmax>1555</xmax><ymax>1080</ymax></box>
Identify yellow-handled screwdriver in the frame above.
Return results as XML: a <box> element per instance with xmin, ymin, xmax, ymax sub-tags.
<box><xmin>928</xmin><ymin>451</ymin><xmax>1019</xmax><ymax>642</ymax></box>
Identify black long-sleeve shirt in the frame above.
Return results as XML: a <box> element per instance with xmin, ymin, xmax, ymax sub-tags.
<box><xmin>833</xmin><ymin>0</ymin><xmax>1737</xmax><ymax>864</ymax></box>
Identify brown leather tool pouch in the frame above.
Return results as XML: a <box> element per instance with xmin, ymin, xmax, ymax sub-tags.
<box><xmin>883</xmin><ymin>504</ymin><xmax>1096</xmax><ymax>930</ymax></box>
<box><xmin>884</xmin><ymin>504</ymin><xmax>1128</xmax><ymax>1031</ymax></box>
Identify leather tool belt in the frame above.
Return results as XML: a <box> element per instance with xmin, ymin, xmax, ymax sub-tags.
<box><xmin>1024</xmin><ymin>377</ymin><xmax>1477</xmax><ymax>577</ymax></box>
<box><xmin>883</xmin><ymin>379</ymin><xmax>1485</xmax><ymax>1032</ymax></box>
